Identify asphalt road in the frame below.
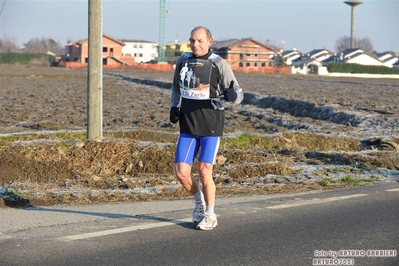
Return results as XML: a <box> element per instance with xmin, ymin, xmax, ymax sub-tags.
<box><xmin>1</xmin><ymin>183</ymin><xmax>398</xmax><ymax>266</ymax></box>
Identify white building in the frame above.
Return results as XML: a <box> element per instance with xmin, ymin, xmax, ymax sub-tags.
<box><xmin>291</xmin><ymin>47</ymin><xmax>399</xmax><ymax>75</ymax></box>
<box><xmin>374</xmin><ymin>51</ymin><xmax>399</xmax><ymax>68</ymax></box>
<box><xmin>280</xmin><ymin>49</ymin><xmax>302</xmax><ymax>66</ymax></box>
<box><xmin>120</xmin><ymin>39</ymin><xmax>158</xmax><ymax>63</ymax></box>
<box><xmin>290</xmin><ymin>49</ymin><xmax>333</xmax><ymax>75</ymax></box>
<box><xmin>338</xmin><ymin>49</ymin><xmax>383</xmax><ymax>66</ymax></box>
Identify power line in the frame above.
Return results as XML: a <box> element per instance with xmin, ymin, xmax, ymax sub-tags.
<box><xmin>0</xmin><ymin>0</ymin><xmax>6</xmax><ymax>17</ymax></box>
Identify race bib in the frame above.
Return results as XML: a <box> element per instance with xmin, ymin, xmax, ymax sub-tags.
<box><xmin>179</xmin><ymin>58</ymin><xmax>212</xmax><ymax>100</ymax></box>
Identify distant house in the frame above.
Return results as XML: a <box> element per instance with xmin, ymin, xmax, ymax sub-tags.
<box><xmin>292</xmin><ymin>57</ymin><xmax>325</xmax><ymax>75</ymax></box>
<box><xmin>291</xmin><ymin>49</ymin><xmax>333</xmax><ymax>64</ymax></box>
<box><xmin>164</xmin><ymin>40</ymin><xmax>191</xmax><ymax>64</ymax></box>
<box><xmin>120</xmin><ymin>39</ymin><xmax>158</xmax><ymax>63</ymax></box>
<box><xmin>66</xmin><ymin>34</ymin><xmax>135</xmax><ymax>67</ymax></box>
<box><xmin>288</xmin><ymin>46</ymin><xmax>399</xmax><ymax>76</ymax></box>
<box><xmin>336</xmin><ymin>48</ymin><xmax>365</xmax><ymax>61</ymax></box>
<box><xmin>307</xmin><ymin>49</ymin><xmax>334</xmax><ymax>62</ymax></box>
<box><xmin>210</xmin><ymin>38</ymin><xmax>274</xmax><ymax>70</ymax></box>
<box><xmin>374</xmin><ymin>51</ymin><xmax>399</xmax><ymax>68</ymax></box>
<box><xmin>338</xmin><ymin>48</ymin><xmax>383</xmax><ymax>66</ymax></box>
<box><xmin>280</xmin><ymin>49</ymin><xmax>302</xmax><ymax>66</ymax></box>
<box><xmin>290</xmin><ymin>49</ymin><xmax>334</xmax><ymax>74</ymax></box>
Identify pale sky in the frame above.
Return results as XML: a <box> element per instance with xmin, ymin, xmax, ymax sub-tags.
<box><xmin>0</xmin><ymin>0</ymin><xmax>398</xmax><ymax>53</ymax></box>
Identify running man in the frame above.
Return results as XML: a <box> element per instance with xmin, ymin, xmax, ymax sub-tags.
<box><xmin>169</xmin><ymin>26</ymin><xmax>244</xmax><ymax>230</ymax></box>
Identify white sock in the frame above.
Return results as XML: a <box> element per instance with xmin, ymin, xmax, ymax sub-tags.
<box><xmin>206</xmin><ymin>205</ymin><xmax>215</xmax><ymax>215</ymax></box>
<box><xmin>194</xmin><ymin>190</ymin><xmax>205</xmax><ymax>204</ymax></box>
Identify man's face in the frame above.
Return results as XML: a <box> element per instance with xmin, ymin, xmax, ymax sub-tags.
<box><xmin>189</xmin><ymin>28</ymin><xmax>213</xmax><ymax>57</ymax></box>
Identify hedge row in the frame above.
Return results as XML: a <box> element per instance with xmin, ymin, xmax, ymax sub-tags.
<box><xmin>328</xmin><ymin>62</ymin><xmax>399</xmax><ymax>75</ymax></box>
<box><xmin>0</xmin><ymin>53</ymin><xmax>53</xmax><ymax>65</ymax></box>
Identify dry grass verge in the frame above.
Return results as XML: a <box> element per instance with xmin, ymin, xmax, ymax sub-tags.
<box><xmin>1</xmin><ymin>130</ymin><xmax>398</xmax><ymax>208</ymax></box>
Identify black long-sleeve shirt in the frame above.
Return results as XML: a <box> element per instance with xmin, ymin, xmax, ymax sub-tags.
<box><xmin>171</xmin><ymin>50</ymin><xmax>243</xmax><ymax>136</ymax></box>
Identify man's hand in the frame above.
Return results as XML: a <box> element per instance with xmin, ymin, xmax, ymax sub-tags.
<box><xmin>223</xmin><ymin>81</ymin><xmax>237</xmax><ymax>102</ymax></box>
<box><xmin>169</xmin><ymin>107</ymin><xmax>180</xmax><ymax>124</ymax></box>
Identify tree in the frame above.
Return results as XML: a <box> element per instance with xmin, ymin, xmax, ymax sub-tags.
<box><xmin>0</xmin><ymin>35</ymin><xmax>18</xmax><ymax>53</ymax></box>
<box><xmin>23</xmin><ymin>37</ymin><xmax>64</xmax><ymax>54</ymax></box>
<box><xmin>274</xmin><ymin>55</ymin><xmax>287</xmax><ymax>67</ymax></box>
<box><xmin>334</xmin><ymin>35</ymin><xmax>374</xmax><ymax>53</ymax></box>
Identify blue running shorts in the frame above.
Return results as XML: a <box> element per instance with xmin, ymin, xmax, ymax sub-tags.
<box><xmin>175</xmin><ymin>133</ymin><xmax>221</xmax><ymax>165</ymax></box>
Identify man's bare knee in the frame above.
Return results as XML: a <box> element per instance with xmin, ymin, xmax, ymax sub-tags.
<box><xmin>175</xmin><ymin>162</ymin><xmax>192</xmax><ymax>182</ymax></box>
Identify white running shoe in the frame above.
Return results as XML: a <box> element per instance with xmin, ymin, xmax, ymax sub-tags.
<box><xmin>192</xmin><ymin>201</ymin><xmax>205</xmax><ymax>223</ymax></box>
<box><xmin>196</xmin><ymin>212</ymin><xmax>218</xmax><ymax>231</ymax></box>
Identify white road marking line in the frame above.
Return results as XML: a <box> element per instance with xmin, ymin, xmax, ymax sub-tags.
<box><xmin>59</xmin><ymin>218</ymin><xmax>192</xmax><ymax>241</ymax></box>
<box><xmin>267</xmin><ymin>194</ymin><xmax>368</xmax><ymax>209</ymax></box>
<box><xmin>385</xmin><ymin>188</ymin><xmax>399</xmax><ymax>192</ymax></box>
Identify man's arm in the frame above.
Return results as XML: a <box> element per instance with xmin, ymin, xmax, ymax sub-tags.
<box><xmin>215</xmin><ymin>57</ymin><xmax>244</xmax><ymax>105</ymax></box>
<box><xmin>171</xmin><ymin>59</ymin><xmax>182</xmax><ymax>108</ymax></box>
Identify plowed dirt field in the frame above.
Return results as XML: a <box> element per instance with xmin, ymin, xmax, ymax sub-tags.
<box><xmin>1</xmin><ymin>67</ymin><xmax>398</xmax><ymax>207</ymax></box>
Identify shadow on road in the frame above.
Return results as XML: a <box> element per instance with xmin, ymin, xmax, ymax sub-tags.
<box><xmin>23</xmin><ymin>205</ymin><xmax>196</xmax><ymax>229</ymax></box>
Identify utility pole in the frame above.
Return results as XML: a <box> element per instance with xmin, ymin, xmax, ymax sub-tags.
<box><xmin>87</xmin><ymin>0</ymin><xmax>103</xmax><ymax>139</ymax></box>
<box><xmin>158</xmin><ymin>0</ymin><xmax>166</xmax><ymax>63</ymax></box>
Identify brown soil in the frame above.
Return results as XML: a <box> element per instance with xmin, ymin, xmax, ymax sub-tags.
<box><xmin>1</xmin><ymin>66</ymin><xmax>398</xmax><ymax>207</ymax></box>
